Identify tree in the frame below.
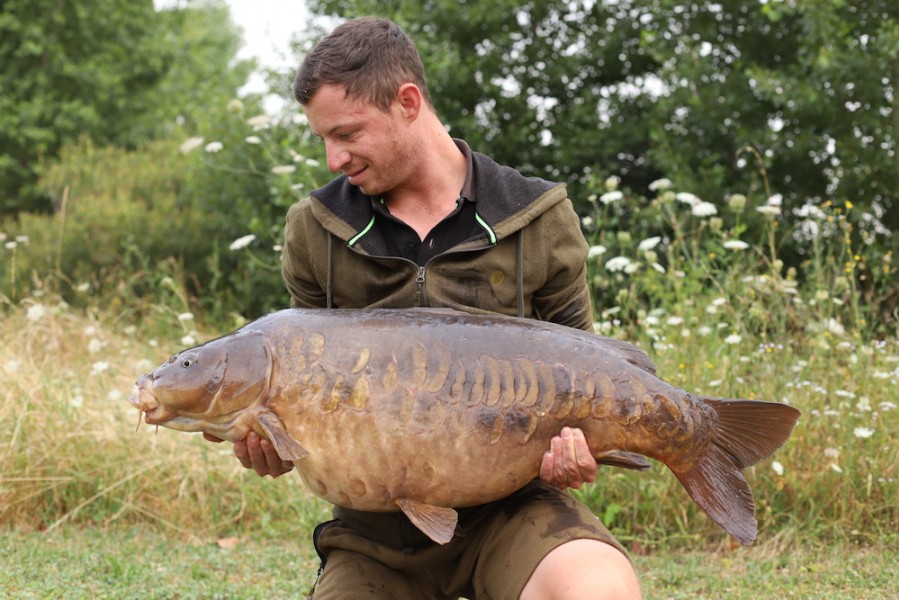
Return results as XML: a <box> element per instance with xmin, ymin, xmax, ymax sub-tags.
<box><xmin>0</xmin><ymin>0</ymin><xmax>252</xmax><ymax>214</ymax></box>
<box><xmin>305</xmin><ymin>0</ymin><xmax>896</xmax><ymax>238</ymax></box>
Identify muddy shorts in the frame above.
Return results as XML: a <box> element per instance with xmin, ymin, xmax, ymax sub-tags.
<box><xmin>308</xmin><ymin>481</ymin><xmax>627</xmax><ymax>600</ymax></box>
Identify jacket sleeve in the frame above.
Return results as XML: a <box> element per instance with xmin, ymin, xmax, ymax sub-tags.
<box><xmin>530</xmin><ymin>198</ymin><xmax>594</xmax><ymax>332</ymax></box>
<box><xmin>280</xmin><ymin>199</ymin><xmax>329</xmax><ymax>308</ymax></box>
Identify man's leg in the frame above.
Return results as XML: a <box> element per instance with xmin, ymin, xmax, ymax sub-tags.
<box><xmin>520</xmin><ymin>539</ymin><xmax>641</xmax><ymax>600</ymax></box>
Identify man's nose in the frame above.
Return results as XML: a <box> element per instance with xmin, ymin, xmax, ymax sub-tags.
<box><xmin>325</xmin><ymin>144</ymin><xmax>350</xmax><ymax>173</ymax></box>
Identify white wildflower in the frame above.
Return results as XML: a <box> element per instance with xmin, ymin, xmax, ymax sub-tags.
<box><xmin>830</xmin><ymin>464</ymin><xmax>843</xmax><ymax>474</ymax></box>
<box><xmin>824</xmin><ymin>318</ymin><xmax>845</xmax><ymax>336</ymax></box>
<box><xmin>227</xmin><ymin>99</ymin><xmax>244</xmax><ymax>113</ymax></box>
<box><xmin>245</xmin><ymin>136</ymin><xmax>262</xmax><ymax>144</ymax></box>
<box><xmin>229</xmin><ymin>234</ymin><xmax>256</xmax><ymax>251</ymax></box>
<box><xmin>587</xmin><ymin>245</ymin><xmax>607</xmax><ymax>259</ymax></box>
<box><xmin>638</xmin><ymin>236</ymin><xmax>662</xmax><ymax>251</ymax></box>
<box><xmin>4</xmin><ymin>241</ymin><xmax>15</xmax><ymax>249</ymax></box>
<box><xmin>15</xmin><ymin>235</ymin><xmax>29</xmax><ymax>244</ymax></box>
<box><xmin>651</xmin><ymin>262</ymin><xmax>666</xmax><ymax>274</ymax></box>
<box><xmin>70</xmin><ymin>394</ymin><xmax>84</xmax><ymax>409</ymax></box>
<box><xmin>771</xmin><ymin>461</ymin><xmax>784</xmax><ymax>476</ymax></box>
<box><xmin>692</xmin><ymin>202</ymin><xmax>718</xmax><ymax>217</ymax></box>
<box><xmin>605</xmin><ymin>256</ymin><xmax>633</xmax><ymax>272</ymax></box>
<box><xmin>247</xmin><ymin>114</ymin><xmax>272</xmax><ymax>130</ymax></box>
<box><xmin>292</xmin><ymin>113</ymin><xmax>309</xmax><ymax>126</ymax></box>
<box><xmin>725</xmin><ymin>334</ymin><xmax>742</xmax><ymax>345</ymax></box>
<box><xmin>87</xmin><ymin>338</ymin><xmax>103</xmax><ymax>354</ymax></box>
<box><xmin>666</xmin><ymin>316</ymin><xmax>685</xmax><ymax>326</ymax></box>
<box><xmin>179</xmin><ymin>136</ymin><xmax>205</xmax><ymax>154</ymax></box>
<box><xmin>599</xmin><ymin>191</ymin><xmax>624</xmax><ymax>205</ymax></box>
<box><xmin>724</xmin><ymin>240</ymin><xmax>750</xmax><ymax>250</ymax></box>
<box><xmin>675</xmin><ymin>192</ymin><xmax>700</xmax><ymax>206</ymax></box>
<box><xmin>181</xmin><ymin>334</ymin><xmax>197</xmax><ymax>346</ymax></box>
<box><xmin>135</xmin><ymin>359</ymin><xmax>154</xmax><ymax>373</ymax></box>
<box><xmin>91</xmin><ymin>361</ymin><xmax>110</xmax><ymax>375</ymax></box>
<box><xmin>3</xmin><ymin>360</ymin><xmax>20</xmax><ymax>374</ymax></box>
<box><xmin>581</xmin><ymin>216</ymin><xmax>595</xmax><ymax>228</ymax></box>
<box><xmin>767</xmin><ymin>194</ymin><xmax>783</xmax><ymax>207</ymax></box>
<box><xmin>757</xmin><ymin>205</ymin><xmax>781</xmax><ymax>217</ymax></box>
<box><xmin>271</xmin><ymin>165</ymin><xmax>296</xmax><ymax>175</ymax></box>
<box><xmin>204</xmin><ymin>141</ymin><xmax>223</xmax><ymax>153</ymax></box>
<box><xmin>853</xmin><ymin>427</ymin><xmax>875</xmax><ymax>439</ymax></box>
<box><xmin>305</xmin><ymin>158</ymin><xmax>321</xmax><ymax>168</ymax></box>
<box><xmin>26</xmin><ymin>304</ymin><xmax>46</xmax><ymax>322</ymax></box>
<box><xmin>648</xmin><ymin>178</ymin><xmax>672</xmax><ymax>192</ymax></box>
<box><xmin>823</xmin><ymin>447</ymin><xmax>840</xmax><ymax>459</ymax></box>
<box><xmin>177</xmin><ymin>312</ymin><xmax>195</xmax><ymax>323</ymax></box>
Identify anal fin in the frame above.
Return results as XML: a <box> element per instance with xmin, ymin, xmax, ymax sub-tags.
<box><xmin>396</xmin><ymin>498</ymin><xmax>458</xmax><ymax>545</ymax></box>
<box><xmin>595</xmin><ymin>450</ymin><xmax>651</xmax><ymax>471</ymax></box>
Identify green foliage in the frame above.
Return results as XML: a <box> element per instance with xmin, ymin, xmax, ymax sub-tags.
<box><xmin>0</xmin><ymin>0</ymin><xmax>252</xmax><ymax>214</ymax></box>
<box><xmin>577</xmin><ymin>173</ymin><xmax>897</xmax><ymax>338</ymax></box>
<box><xmin>0</xmin><ymin>97</ymin><xmax>331</xmax><ymax>320</ymax></box>
<box><xmin>308</xmin><ymin>0</ymin><xmax>898</xmax><ymax>265</ymax></box>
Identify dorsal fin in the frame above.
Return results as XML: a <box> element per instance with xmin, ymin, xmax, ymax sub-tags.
<box><xmin>593</xmin><ymin>335</ymin><xmax>657</xmax><ymax>375</ymax></box>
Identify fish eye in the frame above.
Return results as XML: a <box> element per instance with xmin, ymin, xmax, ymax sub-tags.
<box><xmin>181</xmin><ymin>357</ymin><xmax>194</xmax><ymax>368</ymax></box>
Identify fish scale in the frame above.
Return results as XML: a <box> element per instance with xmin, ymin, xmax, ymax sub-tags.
<box><xmin>130</xmin><ymin>307</ymin><xmax>800</xmax><ymax>546</ymax></box>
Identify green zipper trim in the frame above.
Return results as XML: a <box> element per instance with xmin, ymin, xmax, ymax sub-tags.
<box><xmin>474</xmin><ymin>213</ymin><xmax>497</xmax><ymax>245</ymax></box>
<box><xmin>347</xmin><ymin>216</ymin><xmax>376</xmax><ymax>247</ymax></box>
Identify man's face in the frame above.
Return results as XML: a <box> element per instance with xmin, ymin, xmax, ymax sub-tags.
<box><xmin>303</xmin><ymin>84</ymin><xmax>415</xmax><ymax>197</ymax></box>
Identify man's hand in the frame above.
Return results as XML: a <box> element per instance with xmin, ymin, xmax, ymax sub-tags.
<box><xmin>539</xmin><ymin>427</ymin><xmax>599</xmax><ymax>490</ymax></box>
<box><xmin>202</xmin><ymin>432</ymin><xmax>295</xmax><ymax>478</ymax></box>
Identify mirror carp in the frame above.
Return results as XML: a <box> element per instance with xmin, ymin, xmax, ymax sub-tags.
<box><xmin>129</xmin><ymin>307</ymin><xmax>800</xmax><ymax>545</ymax></box>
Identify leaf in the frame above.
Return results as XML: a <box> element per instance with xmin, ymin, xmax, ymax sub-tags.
<box><xmin>216</xmin><ymin>536</ymin><xmax>240</xmax><ymax>550</ymax></box>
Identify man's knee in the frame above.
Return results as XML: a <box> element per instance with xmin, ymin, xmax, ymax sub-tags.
<box><xmin>520</xmin><ymin>539</ymin><xmax>642</xmax><ymax>600</ymax></box>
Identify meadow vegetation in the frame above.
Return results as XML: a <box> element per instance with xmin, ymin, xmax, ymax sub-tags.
<box><xmin>0</xmin><ymin>114</ymin><xmax>895</xmax><ymax>566</ymax></box>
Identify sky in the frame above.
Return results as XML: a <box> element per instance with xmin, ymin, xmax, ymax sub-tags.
<box><xmin>156</xmin><ymin>0</ymin><xmax>318</xmax><ymax>109</ymax></box>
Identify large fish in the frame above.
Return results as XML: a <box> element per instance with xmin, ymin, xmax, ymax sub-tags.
<box><xmin>129</xmin><ymin>308</ymin><xmax>799</xmax><ymax>545</ymax></box>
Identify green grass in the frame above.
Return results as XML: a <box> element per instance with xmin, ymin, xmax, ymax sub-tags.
<box><xmin>1</xmin><ymin>526</ymin><xmax>896</xmax><ymax>599</ymax></box>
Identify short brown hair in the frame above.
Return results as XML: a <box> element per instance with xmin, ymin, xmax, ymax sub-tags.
<box><xmin>293</xmin><ymin>17</ymin><xmax>433</xmax><ymax>111</ymax></box>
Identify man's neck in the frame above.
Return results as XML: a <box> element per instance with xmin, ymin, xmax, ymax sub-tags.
<box><xmin>383</xmin><ymin>125</ymin><xmax>468</xmax><ymax>239</ymax></box>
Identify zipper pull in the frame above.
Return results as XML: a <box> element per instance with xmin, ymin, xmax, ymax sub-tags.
<box><xmin>415</xmin><ymin>266</ymin><xmax>426</xmax><ymax>307</ymax></box>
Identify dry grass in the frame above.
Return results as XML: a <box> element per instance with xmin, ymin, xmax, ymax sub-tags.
<box><xmin>0</xmin><ymin>296</ymin><xmax>330</xmax><ymax>539</ymax></box>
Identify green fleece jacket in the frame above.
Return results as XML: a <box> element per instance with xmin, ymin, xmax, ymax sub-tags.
<box><xmin>280</xmin><ymin>144</ymin><xmax>593</xmax><ymax>331</ymax></box>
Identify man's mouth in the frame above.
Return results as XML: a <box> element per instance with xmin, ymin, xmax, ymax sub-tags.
<box><xmin>346</xmin><ymin>166</ymin><xmax>367</xmax><ymax>181</ymax></box>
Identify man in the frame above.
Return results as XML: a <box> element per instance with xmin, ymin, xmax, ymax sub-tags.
<box><xmin>211</xmin><ymin>16</ymin><xmax>641</xmax><ymax>600</ymax></box>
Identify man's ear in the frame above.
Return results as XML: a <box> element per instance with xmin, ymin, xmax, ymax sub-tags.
<box><xmin>396</xmin><ymin>83</ymin><xmax>423</xmax><ymax>120</ymax></box>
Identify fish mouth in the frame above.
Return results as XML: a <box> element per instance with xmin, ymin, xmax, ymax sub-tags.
<box><xmin>128</xmin><ymin>377</ymin><xmax>175</xmax><ymax>426</ymax></box>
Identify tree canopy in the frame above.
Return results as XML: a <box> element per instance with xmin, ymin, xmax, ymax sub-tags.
<box><xmin>307</xmin><ymin>0</ymin><xmax>897</xmax><ymax>240</ymax></box>
<box><xmin>0</xmin><ymin>0</ymin><xmax>252</xmax><ymax>214</ymax></box>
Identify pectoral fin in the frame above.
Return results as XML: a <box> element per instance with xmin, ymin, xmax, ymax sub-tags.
<box><xmin>396</xmin><ymin>498</ymin><xmax>458</xmax><ymax>545</ymax></box>
<box><xmin>256</xmin><ymin>410</ymin><xmax>308</xmax><ymax>461</ymax></box>
<box><xmin>595</xmin><ymin>450</ymin><xmax>651</xmax><ymax>471</ymax></box>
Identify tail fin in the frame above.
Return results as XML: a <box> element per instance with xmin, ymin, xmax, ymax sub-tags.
<box><xmin>672</xmin><ymin>398</ymin><xmax>800</xmax><ymax>545</ymax></box>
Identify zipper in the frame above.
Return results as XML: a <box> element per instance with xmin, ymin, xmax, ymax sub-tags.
<box><xmin>344</xmin><ymin>238</ymin><xmax>496</xmax><ymax>308</ymax></box>
<box><xmin>415</xmin><ymin>266</ymin><xmax>427</xmax><ymax>307</ymax></box>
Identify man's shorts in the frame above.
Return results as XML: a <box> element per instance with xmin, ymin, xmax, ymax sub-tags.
<box><xmin>308</xmin><ymin>480</ymin><xmax>627</xmax><ymax>600</ymax></box>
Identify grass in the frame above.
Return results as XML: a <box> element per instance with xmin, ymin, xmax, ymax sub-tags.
<box><xmin>1</xmin><ymin>525</ymin><xmax>896</xmax><ymax>598</ymax></box>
